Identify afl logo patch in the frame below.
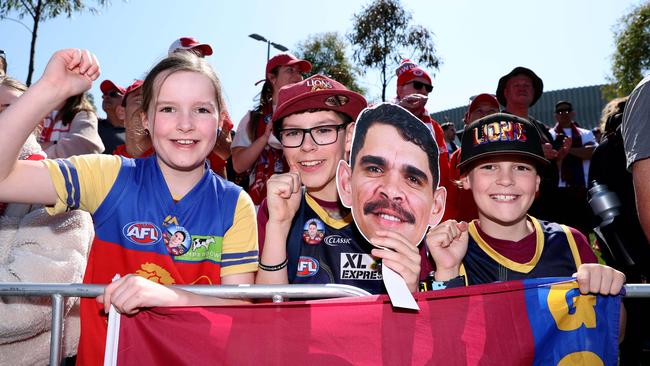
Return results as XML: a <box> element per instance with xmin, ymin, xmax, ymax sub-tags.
<box><xmin>296</xmin><ymin>256</ymin><xmax>319</xmax><ymax>277</ymax></box>
<box><xmin>123</xmin><ymin>222</ymin><xmax>161</xmax><ymax>245</ymax></box>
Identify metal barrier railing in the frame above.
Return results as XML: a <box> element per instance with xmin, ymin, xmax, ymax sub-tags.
<box><xmin>0</xmin><ymin>283</ymin><xmax>371</xmax><ymax>366</ymax></box>
<box><xmin>2</xmin><ymin>282</ymin><xmax>649</xmax><ymax>366</ymax></box>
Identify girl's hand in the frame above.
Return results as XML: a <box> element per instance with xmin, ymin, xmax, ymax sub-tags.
<box><xmin>38</xmin><ymin>49</ymin><xmax>100</xmax><ymax>100</ymax></box>
<box><xmin>96</xmin><ymin>274</ymin><xmax>181</xmax><ymax>315</ymax></box>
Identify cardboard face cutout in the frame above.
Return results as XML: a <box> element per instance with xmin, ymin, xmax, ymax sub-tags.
<box><xmin>336</xmin><ymin>103</ymin><xmax>445</xmax><ymax>247</ymax></box>
<box><xmin>336</xmin><ymin>103</ymin><xmax>446</xmax><ymax>310</ymax></box>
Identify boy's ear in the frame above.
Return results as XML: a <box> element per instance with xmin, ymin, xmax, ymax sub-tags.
<box><xmin>429</xmin><ymin>186</ymin><xmax>447</xmax><ymax>227</ymax></box>
<box><xmin>336</xmin><ymin>160</ymin><xmax>353</xmax><ymax>208</ymax></box>
<box><xmin>460</xmin><ymin>174</ymin><xmax>471</xmax><ymax>190</ymax></box>
<box><xmin>344</xmin><ymin>122</ymin><xmax>355</xmax><ymax>160</ymax></box>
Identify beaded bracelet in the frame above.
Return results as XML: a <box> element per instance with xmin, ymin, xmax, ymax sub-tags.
<box><xmin>258</xmin><ymin>258</ymin><xmax>288</xmax><ymax>271</ymax></box>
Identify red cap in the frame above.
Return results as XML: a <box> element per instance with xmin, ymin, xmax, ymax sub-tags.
<box><xmin>467</xmin><ymin>93</ymin><xmax>499</xmax><ymax>114</ymax></box>
<box><xmin>120</xmin><ymin>79</ymin><xmax>144</xmax><ymax>107</ymax></box>
<box><xmin>265</xmin><ymin>53</ymin><xmax>312</xmax><ymax>76</ymax></box>
<box><xmin>464</xmin><ymin>93</ymin><xmax>500</xmax><ymax>124</ymax></box>
<box><xmin>272</xmin><ymin>74</ymin><xmax>367</xmax><ymax>138</ymax></box>
<box><xmin>395</xmin><ymin>59</ymin><xmax>432</xmax><ymax>87</ymax></box>
<box><xmin>100</xmin><ymin>80</ymin><xmax>126</xmax><ymax>95</ymax></box>
<box><xmin>168</xmin><ymin>37</ymin><xmax>213</xmax><ymax>57</ymax></box>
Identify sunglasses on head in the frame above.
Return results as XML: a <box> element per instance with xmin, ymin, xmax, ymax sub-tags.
<box><xmin>407</xmin><ymin>80</ymin><xmax>433</xmax><ymax>93</ymax></box>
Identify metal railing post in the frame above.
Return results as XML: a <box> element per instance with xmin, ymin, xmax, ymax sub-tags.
<box><xmin>50</xmin><ymin>293</ymin><xmax>64</xmax><ymax>366</ymax></box>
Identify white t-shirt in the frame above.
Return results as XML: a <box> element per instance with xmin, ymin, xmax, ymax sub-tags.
<box><xmin>549</xmin><ymin>126</ymin><xmax>597</xmax><ymax>187</ymax></box>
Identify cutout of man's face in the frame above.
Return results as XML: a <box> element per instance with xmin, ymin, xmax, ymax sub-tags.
<box><xmin>337</xmin><ymin>105</ymin><xmax>446</xmax><ymax>245</ymax></box>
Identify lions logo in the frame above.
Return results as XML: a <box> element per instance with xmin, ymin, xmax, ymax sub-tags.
<box><xmin>135</xmin><ymin>262</ymin><xmax>175</xmax><ymax>285</ymax></box>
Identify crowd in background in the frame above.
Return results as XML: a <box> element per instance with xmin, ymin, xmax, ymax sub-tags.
<box><xmin>0</xmin><ymin>36</ymin><xmax>648</xmax><ymax>365</ymax></box>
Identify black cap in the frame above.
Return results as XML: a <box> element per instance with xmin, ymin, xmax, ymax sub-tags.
<box><xmin>555</xmin><ymin>100</ymin><xmax>573</xmax><ymax>112</ymax></box>
<box><xmin>495</xmin><ymin>67</ymin><xmax>543</xmax><ymax>107</ymax></box>
<box><xmin>458</xmin><ymin>113</ymin><xmax>550</xmax><ymax>173</ymax></box>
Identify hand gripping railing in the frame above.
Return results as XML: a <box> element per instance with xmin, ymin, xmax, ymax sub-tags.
<box><xmin>0</xmin><ymin>283</ymin><xmax>371</xmax><ymax>366</ymax></box>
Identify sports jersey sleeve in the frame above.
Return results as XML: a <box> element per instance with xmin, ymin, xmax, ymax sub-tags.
<box><xmin>220</xmin><ymin>191</ymin><xmax>259</xmax><ymax>276</ymax></box>
<box><xmin>42</xmin><ymin>154</ymin><xmax>122</xmax><ymax>215</ymax></box>
<box><xmin>570</xmin><ymin>227</ymin><xmax>598</xmax><ymax>264</ymax></box>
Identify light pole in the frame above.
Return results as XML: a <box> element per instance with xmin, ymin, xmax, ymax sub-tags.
<box><xmin>248</xmin><ymin>33</ymin><xmax>289</xmax><ymax>61</ymax></box>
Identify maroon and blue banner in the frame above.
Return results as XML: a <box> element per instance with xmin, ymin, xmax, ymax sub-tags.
<box><xmin>108</xmin><ymin>278</ymin><xmax>620</xmax><ymax>365</ymax></box>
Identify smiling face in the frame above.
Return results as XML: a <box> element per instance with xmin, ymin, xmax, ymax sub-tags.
<box><xmin>281</xmin><ymin>110</ymin><xmax>351</xmax><ymax>200</ymax></box>
<box><xmin>503</xmin><ymin>74</ymin><xmax>534</xmax><ymax>108</ymax></box>
<box><xmin>462</xmin><ymin>156</ymin><xmax>540</xmax><ymax>227</ymax></box>
<box><xmin>269</xmin><ymin>65</ymin><xmax>304</xmax><ymax>92</ymax></box>
<box><xmin>169</xmin><ymin>231</ymin><xmax>185</xmax><ymax>248</ymax></box>
<box><xmin>142</xmin><ymin>70</ymin><xmax>220</xmax><ymax>177</ymax></box>
<box><xmin>338</xmin><ymin>123</ymin><xmax>445</xmax><ymax>244</ymax></box>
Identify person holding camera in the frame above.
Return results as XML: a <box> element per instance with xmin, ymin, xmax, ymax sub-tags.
<box><xmin>550</xmin><ymin>100</ymin><xmax>597</xmax><ymax>236</ymax></box>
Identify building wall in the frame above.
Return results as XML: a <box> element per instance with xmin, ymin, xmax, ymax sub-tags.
<box><xmin>430</xmin><ymin>84</ymin><xmax>608</xmax><ymax>130</ymax></box>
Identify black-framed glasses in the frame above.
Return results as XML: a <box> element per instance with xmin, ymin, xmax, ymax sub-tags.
<box><xmin>278</xmin><ymin>122</ymin><xmax>349</xmax><ymax>148</ymax></box>
<box><xmin>406</xmin><ymin>80</ymin><xmax>433</xmax><ymax>93</ymax></box>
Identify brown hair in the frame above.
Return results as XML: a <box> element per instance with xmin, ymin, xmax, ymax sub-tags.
<box><xmin>246</xmin><ymin>67</ymin><xmax>280</xmax><ymax>140</ymax></box>
<box><xmin>0</xmin><ymin>76</ymin><xmax>41</xmax><ymax>135</ymax></box>
<box><xmin>142</xmin><ymin>52</ymin><xmax>225</xmax><ymax>128</ymax></box>
<box><xmin>0</xmin><ymin>75</ymin><xmax>27</xmax><ymax>94</ymax></box>
<box><xmin>55</xmin><ymin>93</ymin><xmax>95</xmax><ymax>126</ymax></box>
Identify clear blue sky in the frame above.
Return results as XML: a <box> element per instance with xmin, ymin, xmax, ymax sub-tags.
<box><xmin>1</xmin><ymin>0</ymin><xmax>643</xmax><ymax>127</ymax></box>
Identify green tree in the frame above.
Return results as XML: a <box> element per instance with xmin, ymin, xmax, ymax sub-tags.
<box><xmin>347</xmin><ymin>0</ymin><xmax>440</xmax><ymax>101</ymax></box>
<box><xmin>0</xmin><ymin>0</ymin><xmax>109</xmax><ymax>86</ymax></box>
<box><xmin>296</xmin><ymin>32</ymin><xmax>365</xmax><ymax>95</ymax></box>
<box><xmin>606</xmin><ymin>2</ymin><xmax>650</xmax><ymax>98</ymax></box>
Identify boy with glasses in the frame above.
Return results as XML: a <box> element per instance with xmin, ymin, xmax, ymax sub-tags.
<box><xmin>255</xmin><ymin>75</ymin><xmax>418</xmax><ymax>294</ymax></box>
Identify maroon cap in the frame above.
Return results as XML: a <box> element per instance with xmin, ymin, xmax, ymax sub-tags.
<box><xmin>121</xmin><ymin>79</ymin><xmax>144</xmax><ymax>107</ymax></box>
<box><xmin>100</xmin><ymin>80</ymin><xmax>125</xmax><ymax>95</ymax></box>
<box><xmin>272</xmin><ymin>74</ymin><xmax>367</xmax><ymax>138</ymax></box>
<box><xmin>265</xmin><ymin>53</ymin><xmax>312</xmax><ymax>76</ymax></box>
<box><xmin>168</xmin><ymin>37</ymin><xmax>213</xmax><ymax>57</ymax></box>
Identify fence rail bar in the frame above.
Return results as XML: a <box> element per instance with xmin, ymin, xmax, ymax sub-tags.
<box><xmin>621</xmin><ymin>283</ymin><xmax>650</xmax><ymax>297</ymax></box>
<box><xmin>0</xmin><ymin>282</ymin><xmax>372</xmax><ymax>299</ymax></box>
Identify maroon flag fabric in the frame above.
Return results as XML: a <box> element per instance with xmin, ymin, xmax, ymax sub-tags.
<box><xmin>113</xmin><ymin>279</ymin><xmax>619</xmax><ymax>366</ymax></box>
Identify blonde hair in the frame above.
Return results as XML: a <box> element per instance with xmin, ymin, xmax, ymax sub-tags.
<box><xmin>142</xmin><ymin>52</ymin><xmax>225</xmax><ymax>126</ymax></box>
<box><xmin>599</xmin><ymin>96</ymin><xmax>628</xmax><ymax>134</ymax></box>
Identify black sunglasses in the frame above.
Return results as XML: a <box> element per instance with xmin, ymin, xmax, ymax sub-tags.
<box><xmin>555</xmin><ymin>109</ymin><xmax>572</xmax><ymax>114</ymax></box>
<box><xmin>406</xmin><ymin>80</ymin><xmax>433</xmax><ymax>93</ymax></box>
<box><xmin>105</xmin><ymin>91</ymin><xmax>122</xmax><ymax>98</ymax></box>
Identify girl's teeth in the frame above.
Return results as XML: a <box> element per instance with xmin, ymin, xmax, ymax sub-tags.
<box><xmin>177</xmin><ymin>140</ymin><xmax>194</xmax><ymax>145</ymax></box>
